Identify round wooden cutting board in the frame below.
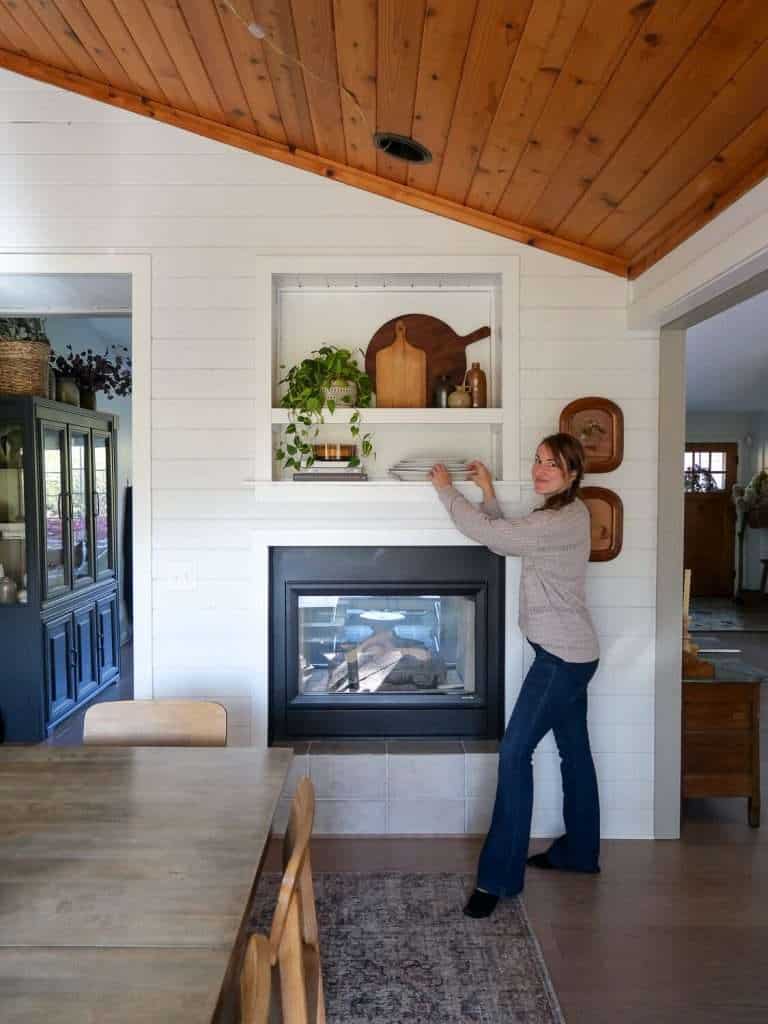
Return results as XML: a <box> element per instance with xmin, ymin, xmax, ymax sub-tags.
<box><xmin>365</xmin><ymin>314</ymin><xmax>491</xmax><ymax>406</ymax></box>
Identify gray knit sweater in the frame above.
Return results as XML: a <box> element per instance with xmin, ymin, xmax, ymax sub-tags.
<box><xmin>436</xmin><ymin>486</ymin><xmax>599</xmax><ymax>664</ymax></box>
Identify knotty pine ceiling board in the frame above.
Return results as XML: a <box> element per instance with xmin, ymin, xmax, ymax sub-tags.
<box><xmin>376</xmin><ymin>0</ymin><xmax>425</xmax><ymax>183</ymax></box>
<box><xmin>1</xmin><ymin>0</ymin><xmax>768</xmax><ymax>278</ymax></box>
<box><xmin>557</xmin><ymin>0</ymin><xmax>768</xmax><ymax>243</ymax></box>
<box><xmin>333</xmin><ymin>0</ymin><xmax>378</xmax><ymax>174</ymax></box>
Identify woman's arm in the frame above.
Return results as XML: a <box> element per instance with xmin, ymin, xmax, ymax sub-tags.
<box><xmin>466</xmin><ymin>460</ymin><xmax>502</xmax><ymax>520</ymax></box>
<box><xmin>479</xmin><ymin>494</ymin><xmax>503</xmax><ymax>520</ymax></box>
<box><xmin>435</xmin><ymin>485</ymin><xmax>542</xmax><ymax>557</ymax></box>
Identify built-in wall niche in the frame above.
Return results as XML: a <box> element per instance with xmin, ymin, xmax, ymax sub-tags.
<box><xmin>270</xmin><ymin>272</ymin><xmax>512</xmax><ymax>483</ymax></box>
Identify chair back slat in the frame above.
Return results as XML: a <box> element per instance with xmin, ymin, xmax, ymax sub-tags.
<box><xmin>262</xmin><ymin>777</ymin><xmax>325</xmax><ymax>1024</ymax></box>
<box><xmin>83</xmin><ymin>699</ymin><xmax>227</xmax><ymax>746</ymax></box>
<box><xmin>270</xmin><ymin>777</ymin><xmax>315</xmax><ymax>952</ymax></box>
<box><xmin>241</xmin><ymin>933</ymin><xmax>271</xmax><ymax>1024</ymax></box>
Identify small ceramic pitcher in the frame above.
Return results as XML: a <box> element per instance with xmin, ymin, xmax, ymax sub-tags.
<box><xmin>447</xmin><ymin>384</ymin><xmax>472</xmax><ymax>409</ymax></box>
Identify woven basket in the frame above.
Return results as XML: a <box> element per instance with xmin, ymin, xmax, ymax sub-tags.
<box><xmin>0</xmin><ymin>337</ymin><xmax>51</xmax><ymax>397</ymax></box>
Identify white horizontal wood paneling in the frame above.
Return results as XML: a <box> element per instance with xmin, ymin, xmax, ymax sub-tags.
<box><xmin>0</xmin><ymin>73</ymin><xmax>661</xmax><ymax>838</ymax></box>
<box><xmin>0</xmin><ymin>121</ymin><xmax>241</xmax><ymax>155</ymax></box>
<box><xmin>1</xmin><ymin>216</ymin><xmax>480</xmax><ymax>249</ymax></box>
<box><xmin>519</xmin><ymin>276</ymin><xmax>627</xmax><ymax>308</ymax></box>
<box><xmin>591</xmin><ymin>548</ymin><xmax>658</xmax><ymax>577</ymax></box>
<box><xmin>152</xmin><ymin>430</ymin><xmax>262</xmax><ymax>460</ymax></box>
<box><xmin>0</xmin><ymin>153</ymin><xmax>317</xmax><ymax>186</ymax></box>
<box><xmin>156</xmin><ymin>310</ymin><xmax>266</xmax><ymax>339</ymax></box>
<box><xmin>152</xmin><ymin>581</ymin><xmax>255</xmax><ymax>612</ymax></box>
<box><xmin>152</xmin><ymin>490</ymin><xmax>256</xmax><ymax>519</ymax></box>
<box><xmin>520</xmin><ymin>340</ymin><xmax>658</xmax><ymax>372</ymax></box>
<box><xmin>152</xmin><ymin>459</ymin><xmax>254</xmax><ymax>490</ymax></box>
<box><xmin>2</xmin><ymin>184</ymin><xmax>426</xmax><ymax>221</ymax></box>
<box><xmin>520</xmin><ymin>370</ymin><xmax>658</xmax><ymax>400</ymax></box>
<box><xmin>152</xmin><ymin>370</ymin><xmax>260</xmax><ymax>399</ymax></box>
<box><xmin>521</xmin><ymin>398</ymin><xmax>659</xmax><ymax>430</ymax></box>
<box><xmin>520</xmin><ymin>308</ymin><xmax>653</xmax><ymax>339</ymax></box>
<box><xmin>152</xmin><ymin>400</ymin><xmax>257</xmax><ymax>429</ymax></box>
<box><xmin>152</xmin><ymin>342</ymin><xmax>259</xmax><ymax>370</ymax></box>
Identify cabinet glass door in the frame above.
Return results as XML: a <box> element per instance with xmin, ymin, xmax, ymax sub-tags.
<box><xmin>92</xmin><ymin>431</ymin><xmax>115</xmax><ymax>580</ymax></box>
<box><xmin>42</xmin><ymin>424</ymin><xmax>70</xmax><ymax>598</ymax></box>
<box><xmin>69</xmin><ymin>429</ymin><xmax>94</xmax><ymax>587</ymax></box>
<box><xmin>0</xmin><ymin>418</ymin><xmax>26</xmax><ymax>605</ymax></box>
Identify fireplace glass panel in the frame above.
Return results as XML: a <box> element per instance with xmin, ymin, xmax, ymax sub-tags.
<box><xmin>298</xmin><ymin>594</ymin><xmax>475</xmax><ymax>696</ymax></box>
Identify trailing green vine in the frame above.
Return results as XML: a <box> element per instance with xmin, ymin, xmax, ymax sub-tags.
<box><xmin>275</xmin><ymin>345</ymin><xmax>374</xmax><ymax>471</ymax></box>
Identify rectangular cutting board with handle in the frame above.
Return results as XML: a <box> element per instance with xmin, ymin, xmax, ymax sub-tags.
<box><xmin>374</xmin><ymin>320</ymin><xmax>427</xmax><ymax>407</ymax></box>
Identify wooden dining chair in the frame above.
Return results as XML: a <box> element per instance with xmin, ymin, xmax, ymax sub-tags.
<box><xmin>82</xmin><ymin>699</ymin><xmax>227</xmax><ymax>746</ymax></box>
<box><xmin>240</xmin><ymin>933</ymin><xmax>272</xmax><ymax>1024</ymax></box>
<box><xmin>243</xmin><ymin>777</ymin><xmax>325</xmax><ymax>1024</ymax></box>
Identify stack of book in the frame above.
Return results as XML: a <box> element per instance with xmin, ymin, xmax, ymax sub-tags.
<box><xmin>293</xmin><ymin>460</ymin><xmax>367</xmax><ymax>482</ymax></box>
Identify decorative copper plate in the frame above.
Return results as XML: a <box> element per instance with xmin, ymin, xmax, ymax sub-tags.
<box><xmin>581</xmin><ymin>486</ymin><xmax>623</xmax><ymax>562</ymax></box>
<box><xmin>560</xmin><ymin>397</ymin><xmax>624</xmax><ymax>473</ymax></box>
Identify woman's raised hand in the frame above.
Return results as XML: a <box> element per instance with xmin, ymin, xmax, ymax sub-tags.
<box><xmin>466</xmin><ymin>460</ymin><xmax>494</xmax><ymax>498</ymax></box>
<box><xmin>429</xmin><ymin>463</ymin><xmax>452</xmax><ymax>490</ymax></box>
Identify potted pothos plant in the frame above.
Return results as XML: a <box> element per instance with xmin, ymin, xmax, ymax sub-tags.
<box><xmin>275</xmin><ymin>345</ymin><xmax>374</xmax><ymax>471</ymax></box>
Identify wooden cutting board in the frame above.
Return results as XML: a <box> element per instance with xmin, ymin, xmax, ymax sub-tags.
<box><xmin>375</xmin><ymin>320</ymin><xmax>427</xmax><ymax>407</ymax></box>
<box><xmin>365</xmin><ymin>314</ymin><xmax>491</xmax><ymax>405</ymax></box>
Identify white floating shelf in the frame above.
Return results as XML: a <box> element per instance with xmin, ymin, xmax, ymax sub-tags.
<box><xmin>270</xmin><ymin>408</ymin><xmax>503</xmax><ymax>425</ymax></box>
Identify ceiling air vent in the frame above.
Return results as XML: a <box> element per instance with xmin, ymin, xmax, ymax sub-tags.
<box><xmin>372</xmin><ymin>133</ymin><xmax>432</xmax><ymax>164</ymax></box>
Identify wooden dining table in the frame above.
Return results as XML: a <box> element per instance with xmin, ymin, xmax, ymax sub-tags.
<box><xmin>0</xmin><ymin>744</ymin><xmax>293</xmax><ymax>1023</ymax></box>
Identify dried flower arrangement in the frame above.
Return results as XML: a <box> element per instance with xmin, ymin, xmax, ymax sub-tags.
<box><xmin>50</xmin><ymin>344</ymin><xmax>132</xmax><ymax>399</ymax></box>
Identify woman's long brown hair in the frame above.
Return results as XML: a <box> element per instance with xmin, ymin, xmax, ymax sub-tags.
<box><xmin>536</xmin><ymin>433</ymin><xmax>586</xmax><ymax>511</ymax></box>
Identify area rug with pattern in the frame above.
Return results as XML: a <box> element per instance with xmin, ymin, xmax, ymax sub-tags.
<box><xmin>250</xmin><ymin>871</ymin><xmax>565</xmax><ymax>1024</ymax></box>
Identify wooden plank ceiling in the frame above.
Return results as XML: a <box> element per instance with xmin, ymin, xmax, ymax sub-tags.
<box><xmin>1</xmin><ymin>1</ymin><xmax>768</xmax><ymax>277</ymax></box>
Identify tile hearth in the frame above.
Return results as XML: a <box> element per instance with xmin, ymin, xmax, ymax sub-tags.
<box><xmin>272</xmin><ymin>740</ymin><xmax>499</xmax><ymax>836</ymax></box>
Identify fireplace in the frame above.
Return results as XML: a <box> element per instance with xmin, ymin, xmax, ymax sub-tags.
<box><xmin>269</xmin><ymin>547</ymin><xmax>504</xmax><ymax>741</ymax></box>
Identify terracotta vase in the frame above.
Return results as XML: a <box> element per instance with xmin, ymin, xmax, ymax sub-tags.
<box><xmin>465</xmin><ymin>362</ymin><xmax>487</xmax><ymax>408</ymax></box>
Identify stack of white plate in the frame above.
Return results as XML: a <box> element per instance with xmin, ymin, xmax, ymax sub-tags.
<box><xmin>388</xmin><ymin>456</ymin><xmax>469</xmax><ymax>481</ymax></box>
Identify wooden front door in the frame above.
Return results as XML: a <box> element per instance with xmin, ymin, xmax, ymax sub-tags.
<box><xmin>684</xmin><ymin>443</ymin><xmax>738</xmax><ymax>598</ymax></box>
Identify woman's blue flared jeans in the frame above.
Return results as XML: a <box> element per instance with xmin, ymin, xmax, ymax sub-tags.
<box><xmin>478</xmin><ymin>641</ymin><xmax>600</xmax><ymax>898</ymax></box>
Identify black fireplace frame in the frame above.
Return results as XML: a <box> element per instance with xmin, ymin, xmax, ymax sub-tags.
<box><xmin>269</xmin><ymin>546</ymin><xmax>505</xmax><ymax>741</ymax></box>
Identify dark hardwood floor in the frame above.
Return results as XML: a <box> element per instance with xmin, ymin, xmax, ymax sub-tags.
<box><xmin>268</xmin><ymin>680</ymin><xmax>768</xmax><ymax>1024</ymax></box>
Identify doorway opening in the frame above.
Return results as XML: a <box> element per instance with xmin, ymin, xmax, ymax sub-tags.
<box><xmin>0</xmin><ymin>262</ymin><xmax>148</xmax><ymax>744</ymax></box>
<box><xmin>673</xmin><ymin>286</ymin><xmax>768</xmax><ymax>832</ymax></box>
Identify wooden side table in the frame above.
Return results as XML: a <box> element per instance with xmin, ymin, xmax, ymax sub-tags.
<box><xmin>682</xmin><ymin>672</ymin><xmax>761</xmax><ymax>827</ymax></box>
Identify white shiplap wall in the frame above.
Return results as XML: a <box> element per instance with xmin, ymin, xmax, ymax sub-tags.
<box><xmin>0</xmin><ymin>71</ymin><xmax>659</xmax><ymax>836</ymax></box>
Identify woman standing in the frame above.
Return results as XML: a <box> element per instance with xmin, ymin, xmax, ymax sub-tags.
<box><xmin>429</xmin><ymin>434</ymin><xmax>600</xmax><ymax>918</ymax></box>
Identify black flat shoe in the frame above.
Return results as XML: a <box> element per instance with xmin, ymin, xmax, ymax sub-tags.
<box><xmin>526</xmin><ymin>852</ymin><xmax>556</xmax><ymax>870</ymax></box>
<box><xmin>463</xmin><ymin>889</ymin><xmax>499</xmax><ymax>918</ymax></box>
<box><xmin>526</xmin><ymin>851</ymin><xmax>600</xmax><ymax>874</ymax></box>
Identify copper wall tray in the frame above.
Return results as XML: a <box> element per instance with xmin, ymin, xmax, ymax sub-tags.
<box><xmin>560</xmin><ymin>396</ymin><xmax>624</xmax><ymax>473</ymax></box>
<box><xmin>581</xmin><ymin>486</ymin><xmax>623</xmax><ymax>562</ymax></box>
